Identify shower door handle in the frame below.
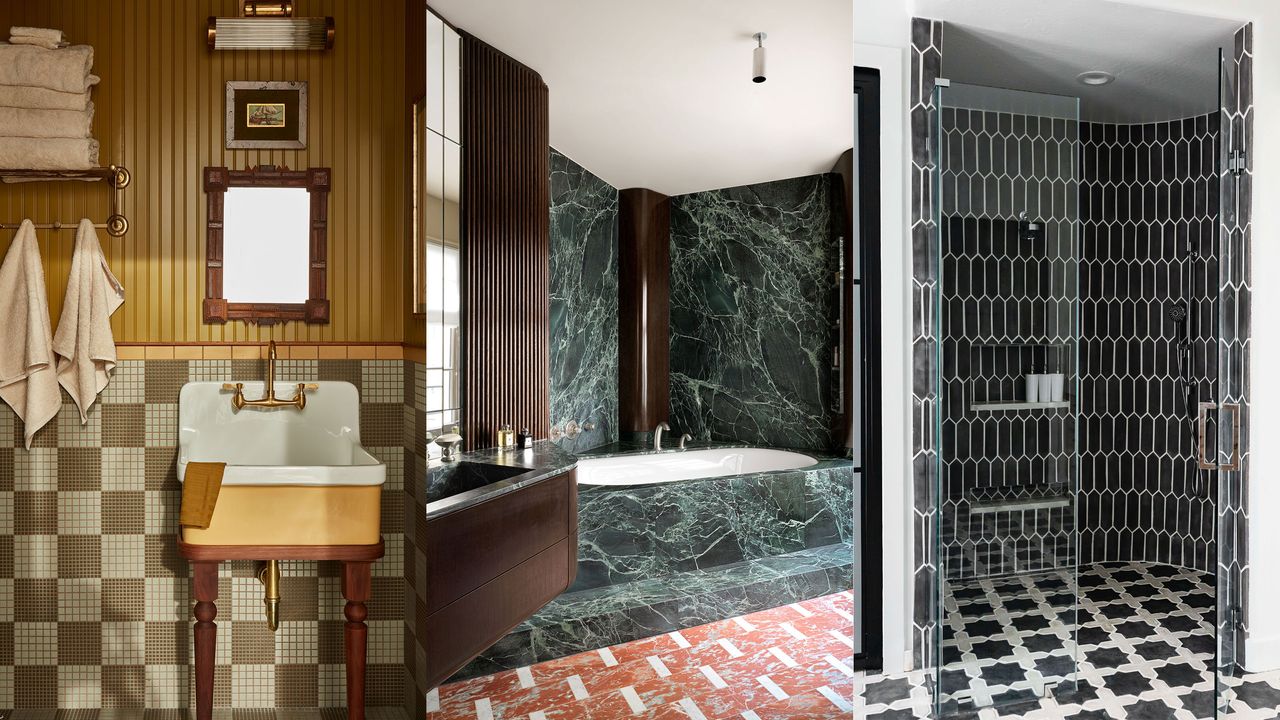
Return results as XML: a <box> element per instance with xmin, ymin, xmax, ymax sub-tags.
<box><xmin>1198</xmin><ymin>401</ymin><xmax>1242</xmax><ymax>471</ymax></box>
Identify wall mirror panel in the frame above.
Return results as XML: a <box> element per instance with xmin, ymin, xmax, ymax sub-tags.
<box><xmin>420</xmin><ymin>10</ymin><xmax>462</xmax><ymax>438</ymax></box>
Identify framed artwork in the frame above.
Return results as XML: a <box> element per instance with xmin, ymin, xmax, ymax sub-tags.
<box><xmin>225</xmin><ymin>81</ymin><xmax>307</xmax><ymax>149</ymax></box>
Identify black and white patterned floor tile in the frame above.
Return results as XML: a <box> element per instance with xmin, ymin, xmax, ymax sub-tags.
<box><xmin>855</xmin><ymin>562</ymin><xmax>1280</xmax><ymax>719</ymax></box>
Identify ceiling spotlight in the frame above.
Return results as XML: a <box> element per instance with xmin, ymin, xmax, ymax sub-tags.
<box><xmin>1076</xmin><ymin>70</ymin><xmax>1115</xmax><ymax>86</ymax></box>
<box><xmin>752</xmin><ymin>32</ymin><xmax>767</xmax><ymax>83</ymax></box>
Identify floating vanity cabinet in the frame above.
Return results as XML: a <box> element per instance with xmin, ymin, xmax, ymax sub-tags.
<box><xmin>423</xmin><ymin>469</ymin><xmax>577</xmax><ymax>689</ymax></box>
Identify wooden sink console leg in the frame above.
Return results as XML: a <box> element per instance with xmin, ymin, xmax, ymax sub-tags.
<box><xmin>192</xmin><ymin>561</ymin><xmax>220</xmax><ymax>720</ymax></box>
<box><xmin>342</xmin><ymin>560</ymin><xmax>373</xmax><ymax>720</ymax></box>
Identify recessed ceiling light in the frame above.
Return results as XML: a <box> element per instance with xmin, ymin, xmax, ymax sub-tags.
<box><xmin>1076</xmin><ymin>70</ymin><xmax>1115</xmax><ymax>86</ymax></box>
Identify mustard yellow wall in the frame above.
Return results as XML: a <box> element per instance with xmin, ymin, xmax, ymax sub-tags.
<box><xmin>0</xmin><ymin>0</ymin><xmax>409</xmax><ymax>343</ymax></box>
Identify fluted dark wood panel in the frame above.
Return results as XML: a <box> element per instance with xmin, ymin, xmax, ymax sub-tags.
<box><xmin>617</xmin><ymin>188</ymin><xmax>671</xmax><ymax>434</ymax></box>
<box><xmin>460</xmin><ymin>33</ymin><xmax>550</xmax><ymax>450</ymax></box>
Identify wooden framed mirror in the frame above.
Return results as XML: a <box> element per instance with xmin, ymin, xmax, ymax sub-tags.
<box><xmin>203</xmin><ymin>164</ymin><xmax>331</xmax><ymax>325</ymax></box>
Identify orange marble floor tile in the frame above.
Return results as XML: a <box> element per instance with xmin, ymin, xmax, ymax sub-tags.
<box><xmin>428</xmin><ymin>591</ymin><xmax>854</xmax><ymax>719</ymax></box>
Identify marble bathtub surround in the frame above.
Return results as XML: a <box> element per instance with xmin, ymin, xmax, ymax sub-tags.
<box><xmin>549</xmin><ymin>148</ymin><xmax>619</xmax><ymax>454</ymax></box>
<box><xmin>422</xmin><ymin>440</ymin><xmax>578</xmax><ymax>520</ymax></box>
<box><xmin>668</xmin><ymin>174</ymin><xmax>843</xmax><ymax>453</ymax></box>
<box><xmin>452</xmin><ymin>446</ymin><xmax>854</xmax><ymax>679</ymax></box>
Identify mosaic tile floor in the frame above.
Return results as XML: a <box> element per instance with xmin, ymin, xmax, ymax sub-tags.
<box><xmin>428</xmin><ymin>592</ymin><xmax>856</xmax><ymax>719</ymax></box>
<box><xmin>855</xmin><ymin>562</ymin><xmax>1280</xmax><ymax>719</ymax></box>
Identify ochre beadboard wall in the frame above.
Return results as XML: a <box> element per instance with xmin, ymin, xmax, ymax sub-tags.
<box><xmin>0</xmin><ymin>0</ymin><xmax>409</xmax><ymax>343</ymax></box>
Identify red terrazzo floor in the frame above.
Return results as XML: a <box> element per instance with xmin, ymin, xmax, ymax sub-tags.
<box><xmin>427</xmin><ymin>591</ymin><xmax>856</xmax><ymax>719</ymax></box>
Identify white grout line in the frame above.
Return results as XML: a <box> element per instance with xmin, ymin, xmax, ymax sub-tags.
<box><xmin>567</xmin><ymin>674</ymin><xmax>590</xmax><ymax>700</ymax></box>
<box><xmin>529</xmin><ymin>713</ymin><xmax>547</xmax><ymax>720</ymax></box>
<box><xmin>829</xmin><ymin>629</ymin><xmax>855</xmax><ymax>648</ymax></box>
<box><xmin>833</xmin><ymin>607</ymin><xmax>856</xmax><ymax>623</ymax></box>
<box><xmin>475</xmin><ymin>698</ymin><xmax>494</xmax><ymax>720</ymax></box>
<box><xmin>598</xmin><ymin>647</ymin><xmax>619</xmax><ymax>667</ymax></box>
<box><xmin>426</xmin><ymin>688</ymin><xmax>440</xmax><ymax>712</ymax></box>
<box><xmin>789</xmin><ymin>602</ymin><xmax>815</xmax><ymax>617</ymax></box>
<box><xmin>824</xmin><ymin>654</ymin><xmax>855</xmax><ymax>677</ymax></box>
<box><xmin>718</xmin><ymin>638</ymin><xmax>745</xmax><ymax>658</ymax></box>
<box><xmin>780</xmin><ymin>622</ymin><xmax>807</xmax><ymax>640</ymax></box>
<box><xmin>768</xmin><ymin>647</ymin><xmax>799</xmax><ymax>668</ymax></box>
<box><xmin>647</xmin><ymin>655</ymin><xmax>672</xmax><ymax>677</ymax></box>
<box><xmin>818</xmin><ymin>685</ymin><xmax>854</xmax><ymax>712</ymax></box>
<box><xmin>677</xmin><ymin>698</ymin><xmax>708</xmax><ymax>720</ymax></box>
<box><xmin>620</xmin><ymin>685</ymin><xmax>647</xmax><ymax>714</ymax></box>
<box><xmin>741</xmin><ymin>712</ymin><xmax>763</xmax><ymax>720</ymax></box>
<box><xmin>669</xmin><ymin>630</ymin><xmax>692</xmax><ymax>649</ymax></box>
<box><xmin>756</xmin><ymin>675</ymin><xmax>789</xmax><ymax>701</ymax></box>
<box><xmin>732</xmin><ymin>616</ymin><xmax>757</xmax><ymax>632</ymax></box>
<box><xmin>699</xmin><ymin>664</ymin><xmax>729</xmax><ymax>689</ymax></box>
<box><xmin>516</xmin><ymin>666</ymin><xmax>535</xmax><ymax>689</ymax></box>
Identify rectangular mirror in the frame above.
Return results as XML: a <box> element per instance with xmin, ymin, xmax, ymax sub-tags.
<box><xmin>222</xmin><ymin>187</ymin><xmax>310</xmax><ymax>304</ymax></box>
<box><xmin>421</xmin><ymin>10</ymin><xmax>463</xmax><ymax>437</ymax></box>
<box><xmin>203</xmin><ymin>165</ymin><xmax>331</xmax><ymax>324</ymax></box>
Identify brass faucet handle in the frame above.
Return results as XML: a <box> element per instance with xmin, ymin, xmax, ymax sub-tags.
<box><xmin>220</xmin><ymin>383</ymin><xmax>242</xmax><ymax>392</ymax></box>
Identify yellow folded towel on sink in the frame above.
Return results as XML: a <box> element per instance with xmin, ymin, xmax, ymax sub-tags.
<box><xmin>180</xmin><ymin>462</ymin><xmax>227</xmax><ymax>530</ymax></box>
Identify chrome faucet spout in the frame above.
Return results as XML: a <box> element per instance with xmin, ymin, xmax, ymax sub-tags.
<box><xmin>654</xmin><ymin>422</ymin><xmax>671</xmax><ymax>452</ymax></box>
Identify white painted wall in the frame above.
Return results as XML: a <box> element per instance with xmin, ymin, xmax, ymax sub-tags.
<box><xmin>855</xmin><ymin>0</ymin><xmax>912</xmax><ymax>676</ymax></box>
<box><xmin>857</xmin><ymin>0</ymin><xmax>1277</xmax><ymax>674</ymax></box>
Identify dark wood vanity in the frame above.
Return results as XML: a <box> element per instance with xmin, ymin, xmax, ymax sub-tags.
<box><xmin>423</xmin><ymin>468</ymin><xmax>578</xmax><ymax>689</ymax></box>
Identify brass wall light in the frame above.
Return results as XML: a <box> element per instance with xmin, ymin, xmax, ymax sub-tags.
<box><xmin>207</xmin><ymin>1</ymin><xmax>334</xmax><ymax>51</ymax></box>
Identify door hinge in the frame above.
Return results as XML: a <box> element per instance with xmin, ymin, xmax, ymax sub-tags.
<box><xmin>1229</xmin><ymin>150</ymin><xmax>1247</xmax><ymax>176</ymax></box>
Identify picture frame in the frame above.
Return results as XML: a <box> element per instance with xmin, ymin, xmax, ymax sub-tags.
<box><xmin>225</xmin><ymin>81</ymin><xmax>307</xmax><ymax>149</ymax></box>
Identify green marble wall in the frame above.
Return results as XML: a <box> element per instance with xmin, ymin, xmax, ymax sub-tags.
<box><xmin>669</xmin><ymin>174</ymin><xmax>843</xmax><ymax>451</ymax></box>
<box><xmin>548</xmin><ymin>148</ymin><xmax>619</xmax><ymax>452</ymax></box>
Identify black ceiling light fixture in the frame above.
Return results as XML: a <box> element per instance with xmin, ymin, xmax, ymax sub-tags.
<box><xmin>752</xmin><ymin>32</ymin><xmax>768</xmax><ymax>83</ymax></box>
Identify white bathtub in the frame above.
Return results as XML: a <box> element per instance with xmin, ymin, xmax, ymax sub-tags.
<box><xmin>576</xmin><ymin>447</ymin><xmax>819</xmax><ymax>486</ymax></box>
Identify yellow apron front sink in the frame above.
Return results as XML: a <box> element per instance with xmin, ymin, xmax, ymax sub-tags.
<box><xmin>177</xmin><ymin>381</ymin><xmax>385</xmax><ymax>546</ymax></box>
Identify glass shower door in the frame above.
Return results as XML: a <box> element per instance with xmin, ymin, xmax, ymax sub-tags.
<box><xmin>1213</xmin><ymin>45</ymin><xmax>1247</xmax><ymax>719</ymax></box>
<box><xmin>932</xmin><ymin>81</ymin><xmax>1081</xmax><ymax>716</ymax></box>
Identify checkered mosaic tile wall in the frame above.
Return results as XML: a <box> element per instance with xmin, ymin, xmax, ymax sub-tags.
<box><xmin>938</xmin><ymin>108</ymin><xmax>1079</xmax><ymax>581</ymax></box>
<box><xmin>0</xmin><ymin>357</ymin><xmax>411</xmax><ymax>711</ymax></box>
<box><xmin>401</xmin><ymin>359</ymin><xmax>433</xmax><ymax>718</ymax></box>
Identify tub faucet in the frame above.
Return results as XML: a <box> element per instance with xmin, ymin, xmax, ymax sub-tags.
<box><xmin>678</xmin><ymin>433</ymin><xmax>692</xmax><ymax>449</ymax></box>
<box><xmin>653</xmin><ymin>422</ymin><xmax>670</xmax><ymax>451</ymax></box>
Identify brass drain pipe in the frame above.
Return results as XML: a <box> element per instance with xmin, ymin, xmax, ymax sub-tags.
<box><xmin>257</xmin><ymin>560</ymin><xmax>281</xmax><ymax>631</ymax></box>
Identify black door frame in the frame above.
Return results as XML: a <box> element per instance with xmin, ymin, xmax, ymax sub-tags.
<box><xmin>854</xmin><ymin>65</ymin><xmax>883</xmax><ymax>672</ymax></box>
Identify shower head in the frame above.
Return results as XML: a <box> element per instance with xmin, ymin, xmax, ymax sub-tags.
<box><xmin>1167</xmin><ymin>302</ymin><xmax>1188</xmax><ymax>324</ymax></box>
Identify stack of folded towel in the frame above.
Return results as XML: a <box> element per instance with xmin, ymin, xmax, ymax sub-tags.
<box><xmin>0</xmin><ymin>27</ymin><xmax>100</xmax><ymax>170</ymax></box>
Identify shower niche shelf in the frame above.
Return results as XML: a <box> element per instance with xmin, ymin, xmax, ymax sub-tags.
<box><xmin>970</xmin><ymin>400</ymin><xmax>1070</xmax><ymax>412</ymax></box>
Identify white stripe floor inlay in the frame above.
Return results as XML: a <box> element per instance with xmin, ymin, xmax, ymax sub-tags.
<box><xmin>756</xmin><ymin>674</ymin><xmax>790</xmax><ymax>701</ymax></box>
<box><xmin>567</xmin><ymin>674</ymin><xmax>590</xmax><ymax>701</ymax></box>
<box><xmin>620</xmin><ymin>685</ymin><xmax>646</xmax><ymax>714</ymax></box>
<box><xmin>699</xmin><ymin>665</ymin><xmax>729</xmax><ymax>689</ymax></box>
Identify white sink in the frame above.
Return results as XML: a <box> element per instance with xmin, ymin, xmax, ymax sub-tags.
<box><xmin>178</xmin><ymin>381</ymin><xmax>385</xmax><ymax>487</ymax></box>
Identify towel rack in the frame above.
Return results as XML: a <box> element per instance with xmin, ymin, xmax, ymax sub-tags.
<box><xmin>0</xmin><ymin>164</ymin><xmax>132</xmax><ymax>237</ymax></box>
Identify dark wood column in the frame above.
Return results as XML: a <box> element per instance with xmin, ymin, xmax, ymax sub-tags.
<box><xmin>617</xmin><ymin>188</ymin><xmax>671</xmax><ymax>436</ymax></box>
<box><xmin>460</xmin><ymin>32</ymin><xmax>551</xmax><ymax>450</ymax></box>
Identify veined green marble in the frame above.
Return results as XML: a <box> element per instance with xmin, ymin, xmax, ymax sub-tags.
<box><xmin>668</xmin><ymin>174</ymin><xmax>842</xmax><ymax>451</ymax></box>
<box><xmin>549</xmin><ymin>148</ymin><xmax>619</xmax><ymax>453</ymax></box>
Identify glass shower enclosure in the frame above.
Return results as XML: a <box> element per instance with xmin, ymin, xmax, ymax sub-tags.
<box><xmin>931</xmin><ymin>81</ymin><xmax>1081</xmax><ymax>716</ymax></box>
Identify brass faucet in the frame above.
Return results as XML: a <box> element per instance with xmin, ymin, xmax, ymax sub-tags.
<box><xmin>222</xmin><ymin>341</ymin><xmax>316</xmax><ymax>411</ymax></box>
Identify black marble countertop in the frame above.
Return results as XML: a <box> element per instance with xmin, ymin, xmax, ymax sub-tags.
<box><xmin>425</xmin><ymin>440</ymin><xmax>578</xmax><ymax>520</ymax></box>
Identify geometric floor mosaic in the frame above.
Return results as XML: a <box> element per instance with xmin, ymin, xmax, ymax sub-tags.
<box><xmin>857</xmin><ymin>562</ymin><xmax>1280</xmax><ymax>719</ymax></box>
<box><xmin>428</xmin><ymin>593</ymin><xmax>856</xmax><ymax>719</ymax></box>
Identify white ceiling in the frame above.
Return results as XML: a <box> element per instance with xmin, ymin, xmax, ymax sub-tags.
<box><xmin>914</xmin><ymin>0</ymin><xmax>1244</xmax><ymax>123</ymax></box>
<box><xmin>427</xmin><ymin>0</ymin><xmax>853</xmax><ymax>196</ymax></box>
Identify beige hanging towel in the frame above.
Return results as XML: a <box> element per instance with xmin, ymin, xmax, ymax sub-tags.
<box><xmin>54</xmin><ymin>219</ymin><xmax>124</xmax><ymax>423</ymax></box>
<box><xmin>0</xmin><ymin>220</ymin><xmax>60</xmax><ymax>448</ymax></box>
